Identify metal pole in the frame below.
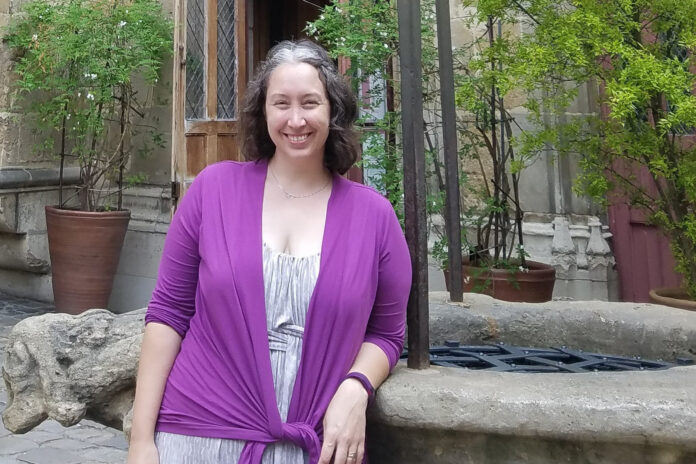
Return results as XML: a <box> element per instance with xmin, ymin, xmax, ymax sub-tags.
<box><xmin>398</xmin><ymin>0</ymin><xmax>429</xmax><ymax>369</ymax></box>
<box><xmin>435</xmin><ymin>0</ymin><xmax>463</xmax><ymax>302</ymax></box>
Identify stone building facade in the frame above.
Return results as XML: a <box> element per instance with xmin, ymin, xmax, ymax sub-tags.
<box><xmin>0</xmin><ymin>0</ymin><xmax>617</xmax><ymax>312</ymax></box>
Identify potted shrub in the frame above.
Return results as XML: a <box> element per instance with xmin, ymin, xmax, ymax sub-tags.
<box><xmin>4</xmin><ymin>0</ymin><xmax>172</xmax><ymax>313</ymax></box>
<box><xmin>467</xmin><ymin>0</ymin><xmax>696</xmax><ymax>307</ymax></box>
<box><xmin>429</xmin><ymin>14</ymin><xmax>556</xmax><ymax>302</ymax></box>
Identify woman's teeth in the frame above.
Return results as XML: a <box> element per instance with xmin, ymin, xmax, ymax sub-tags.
<box><xmin>288</xmin><ymin>134</ymin><xmax>309</xmax><ymax>143</ymax></box>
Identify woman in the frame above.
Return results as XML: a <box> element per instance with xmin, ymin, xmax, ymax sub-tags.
<box><xmin>127</xmin><ymin>40</ymin><xmax>411</xmax><ymax>464</ymax></box>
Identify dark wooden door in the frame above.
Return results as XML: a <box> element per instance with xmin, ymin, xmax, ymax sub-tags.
<box><xmin>172</xmin><ymin>0</ymin><xmax>336</xmax><ymax>206</ymax></box>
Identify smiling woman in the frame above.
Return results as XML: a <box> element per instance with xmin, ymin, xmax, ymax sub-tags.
<box><xmin>127</xmin><ymin>40</ymin><xmax>412</xmax><ymax>464</ymax></box>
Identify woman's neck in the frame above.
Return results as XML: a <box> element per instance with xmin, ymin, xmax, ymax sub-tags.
<box><xmin>268</xmin><ymin>154</ymin><xmax>331</xmax><ymax>193</ymax></box>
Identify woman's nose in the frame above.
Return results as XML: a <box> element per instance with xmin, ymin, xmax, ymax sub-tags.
<box><xmin>287</xmin><ymin>107</ymin><xmax>306</xmax><ymax>127</ymax></box>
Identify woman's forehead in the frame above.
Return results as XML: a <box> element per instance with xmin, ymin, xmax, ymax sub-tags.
<box><xmin>266</xmin><ymin>62</ymin><xmax>327</xmax><ymax>96</ymax></box>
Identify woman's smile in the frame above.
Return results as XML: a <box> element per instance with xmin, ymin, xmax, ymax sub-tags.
<box><xmin>285</xmin><ymin>133</ymin><xmax>311</xmax><ymax>144</ymax></box>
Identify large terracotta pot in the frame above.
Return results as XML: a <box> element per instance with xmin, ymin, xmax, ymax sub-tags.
<box><xmin>446</xmin><ymin>260</ymin><xmax>556</xmax><ymax>303</ymax></box>
<box><xmin>45</xmin><ymin>206</ymin><xmax>130</xmax><ymax>314</ymax></box>
<box><xmin>649</xmin><ymin>287</ymin><xmax>696</xmax><ymax>311</ymax></box>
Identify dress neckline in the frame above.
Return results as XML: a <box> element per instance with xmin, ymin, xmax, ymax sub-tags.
<box><xmin>262</xmin><ymin>241</ymin><xmax>321</xmax><ymax>259</ymax></box>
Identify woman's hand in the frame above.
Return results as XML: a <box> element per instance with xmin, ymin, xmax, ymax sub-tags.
<box><xmin>318</xmin><ymin>378</ymin><xmax>369</xmax><ymax>464</ymax></box>
<box><xmin>126</xmin><ymin>439</ymin><xmax>160</xmax><ymax>464</ymax></box>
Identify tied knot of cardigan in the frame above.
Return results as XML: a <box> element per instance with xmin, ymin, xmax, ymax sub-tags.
<box><xmin>239</xmin><ymin>422</ymin><xmax>321</xmax><ymax>463</ymax></box>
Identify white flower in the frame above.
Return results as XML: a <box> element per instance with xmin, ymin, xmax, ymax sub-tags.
<box><xmin>384</xmin><ymin>43</ymin><xmax>389</xmax><ymax>49</ymax></box>
<box><xmin>319</xmin><ymin>14</ymin><xmax>324</xmax><ymax>20</ymax></box>
<box><xmin>335</xmin><ymin>7</ymin><xmax>342</xmax><ymax>13</ymax></box>
<box><xmin>66</xmin><ymin>114</ymin><xmax>71</xmax><ymax>120</ymax></box>
<box><xmin>32</xmin><ymin>34</ymin><xmax>38</xmax><ymax>41</ymax></box>
<box><xmin>84</xmin><ymin>73</ymin><xmax>97</xmax><ymax>79</ymax></box>
<box><xmin>77</xmin><ymin>92</ymin><xmax>81</xmax><ymax>97</ymax></box>
<box><xmin>380</xmin><ymin>31</ymin><xmax>387</xmax><ymax>37</ymax></box>
<box><xmin>519</xmin><ymin>245</ymin><xmax>524</xmax><ymax>250</ymax></box>
<box><xmin>86</xmin><ymin>93</ymin><xmax>94</xmax><ymax>100</ymax></box>
<box><xmin>118</xmin><ymin>20</ymin><xmax>127</xmax><ymax>27</ymax></box>
<box><xmin>362</xmin><ymin>43</ymin><xmax>367</xmax><ymax>51</ymax></box>
<box><xmin>154</xmin><ymin>78</ymin><xmax>158</xmax><ymax>83</ymax></box>
<box><xmin>376</xmin><ymin>22</ymin><xmax>381</xmax><ymax>26</ymax></box>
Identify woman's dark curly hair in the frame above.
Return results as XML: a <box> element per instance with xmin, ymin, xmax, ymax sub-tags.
<box><xmin>240</xmin><ymin>40</ymin><xmax>360</xmax><ymax>175</ymax></box>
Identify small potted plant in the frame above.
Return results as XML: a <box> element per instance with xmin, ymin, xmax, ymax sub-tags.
<box><xmin>4</xmin><ymin>0</ymin><xmax>172</xmax><ymax>313</ymax></box>
<box><xmin>426</xmin><ymin>13</ymin><xmax>556</xmax><ymax>302</ymax></box>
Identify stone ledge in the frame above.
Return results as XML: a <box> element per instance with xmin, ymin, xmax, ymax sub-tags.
<box><xmin>428</xmin><ymin>292</ymin><xmax>696</xmax><ymax>360</ymax></box>
<box><xmin>373</xmin><ymin>365</ymin><xmax>696</xmax><ymax>449</ymax></box>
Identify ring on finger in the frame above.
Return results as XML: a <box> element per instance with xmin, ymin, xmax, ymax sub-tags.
<box><xmin>347</xmin><ymin>452</ymin><xmax>358</xmax><ymax>461</ymax></box>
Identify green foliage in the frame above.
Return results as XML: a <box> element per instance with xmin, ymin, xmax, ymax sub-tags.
<box><xmin>308</xmin><ymin>0</ymin><xmax>440</xmax><ymax>223</ymax></box>
<box><xmin>467</xmin><ymin>0</ymin><xmax>696</xmax><ymax>297</ymax></box>
<box><xmin>310</xmin><ymin>0</ymin><xmax>531</xmax><ymax>283</ymax></box>
<box><xmin>4</xmin><ymin>0</ymin><xmax>173</xmax><ymax>211</ymax></box>
<box><xmin>308</xmin><ymin>0</ymin><xmax>401</xmax><ymax>214</ymax></box>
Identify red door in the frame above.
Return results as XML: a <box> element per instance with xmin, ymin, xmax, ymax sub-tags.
<box><xmin>608</xmin><ymin>165</ymin><xmax>683</xmax><ymax>302</ymax></box>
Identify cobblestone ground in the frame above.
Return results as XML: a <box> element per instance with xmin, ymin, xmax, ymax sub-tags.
<box><xmin>0</xmin><ymin>292</ymin><xmax>129</xmax><ymax>464</ymax></box>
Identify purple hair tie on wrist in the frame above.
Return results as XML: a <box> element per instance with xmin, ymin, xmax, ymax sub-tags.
<box><xmin>344</xmin><ymin>371</ymin><xmax>375</xmax><ymax>404</ymax></box>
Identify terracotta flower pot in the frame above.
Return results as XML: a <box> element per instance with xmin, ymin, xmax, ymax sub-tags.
<box><xmin>446</xmin><ymin>260</ymin><xmax>556</xmax><ymax>303</ymax></box>
<box><xmin>649</xmin><ymin>287</ymin><xmax>696</xmax><ymax>311</ymax></box>
<box><xmin>45</xmin><ymin>206</ymin><xmax>130</xmax><ymax>314</ymax></box>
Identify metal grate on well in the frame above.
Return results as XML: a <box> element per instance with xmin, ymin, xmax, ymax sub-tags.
<box><xmin>400</xmin><ymin>341</ymin><xmax>694</xmax><ymax>373</ymax></box>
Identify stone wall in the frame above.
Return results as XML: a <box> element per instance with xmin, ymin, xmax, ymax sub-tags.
<box><xmin>3</xmin><ymin>0</ymin><xmax>617</xmax><ymax>305</ymax></box>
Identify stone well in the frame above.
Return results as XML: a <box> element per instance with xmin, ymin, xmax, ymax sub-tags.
<box><xmin>367</xmin><ymin>292</ymin><xmax>696</xmax><ymax>464</ymax></box>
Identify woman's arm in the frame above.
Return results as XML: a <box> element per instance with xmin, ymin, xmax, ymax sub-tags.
<box><xmin>318</xmin><ymin>343</ymin><xmax>390</xmax><ymax>464</ymax></box>
<box><xmin>127</xmin><ymin>323</ymin><xmax>182</xmax><ymax>462</ymax></box>
<box><xmin>319</xmin><ymin>202</ymin><xmax>412</xmax><ymax>464</ymax></box>
<box><xmin>127</xmin><ymin>171</ymin><xmax>206</xmax><ymax>463</ymax></box>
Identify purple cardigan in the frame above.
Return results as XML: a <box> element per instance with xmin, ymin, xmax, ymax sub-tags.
<box><xmin>145</xmin><ymin>160</ymin><xmax>412</xmax><ymax>464</ymax></box>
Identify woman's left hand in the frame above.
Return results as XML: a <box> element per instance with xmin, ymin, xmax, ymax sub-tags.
<box><xmin>318</xmin><ymin>378</ymin><xmax>369</xmax><ymax>464</ymax></box>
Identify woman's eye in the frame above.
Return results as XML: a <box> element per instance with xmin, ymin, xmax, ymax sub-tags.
<box><xmin>303</xmin><ymin>101</ymin><xmax>319</xmax><ymax>108</ymax></box>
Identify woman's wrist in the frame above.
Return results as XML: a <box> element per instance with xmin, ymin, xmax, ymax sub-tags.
<box><xmin>343</xmin><ymin>371</ymin><xmax>375</xmax><ymax>404</ymax></box>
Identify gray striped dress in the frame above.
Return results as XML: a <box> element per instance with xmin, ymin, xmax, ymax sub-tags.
<box><xmin>155</xmin><ymin>242</ymin><xmax>319</xmax><ymax>463</ymax></box>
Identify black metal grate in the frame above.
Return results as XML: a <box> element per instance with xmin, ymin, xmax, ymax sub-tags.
<box><xmin>401</xmin><ymin>341</ymin><xmax>694</xmax><ymax>373</ymax></box>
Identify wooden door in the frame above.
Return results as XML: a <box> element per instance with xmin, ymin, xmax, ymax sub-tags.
<box><xmin>171</xmin><ymin>0</ymin><xmax>247</xmax><ymax>206</ymax></box>
<box><xmin>171</xmin><ymin>0</ymin><xmax>354</xmax><ymax>207</ymax></box>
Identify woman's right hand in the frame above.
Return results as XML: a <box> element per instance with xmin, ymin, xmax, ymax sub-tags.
<box><xmin>126</xmin><ymin>440</ymin><xmax>159</xmax><ymax>464</ymax></box>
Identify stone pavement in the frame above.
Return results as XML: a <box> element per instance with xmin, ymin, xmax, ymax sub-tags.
<box><xmin>0</xmin><ymin>292</ymin><xmax>129</xmax><ymax>464</ymax></box>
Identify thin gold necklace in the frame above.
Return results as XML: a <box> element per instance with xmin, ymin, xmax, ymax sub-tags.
<box><xmin>269</xmin><ymin>165</ymin><xmax>332</xmax><ymax>199</ymax></box>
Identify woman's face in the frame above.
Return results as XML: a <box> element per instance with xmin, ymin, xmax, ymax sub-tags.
<box><xmin>264</xmin><ymin>62</ymin><xmax>331</xmax><ymax>163</ymax></box>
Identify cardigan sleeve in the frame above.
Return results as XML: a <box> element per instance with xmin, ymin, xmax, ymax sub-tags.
<box><xmin>145</xmin><ymin>172</ymin><xmax>204</xmax><ymax>337</ymax></box>
<box><xmin>363</xmin><ymin>202</ymin><xmax>412</xmax><ymax>370</ymax></box>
